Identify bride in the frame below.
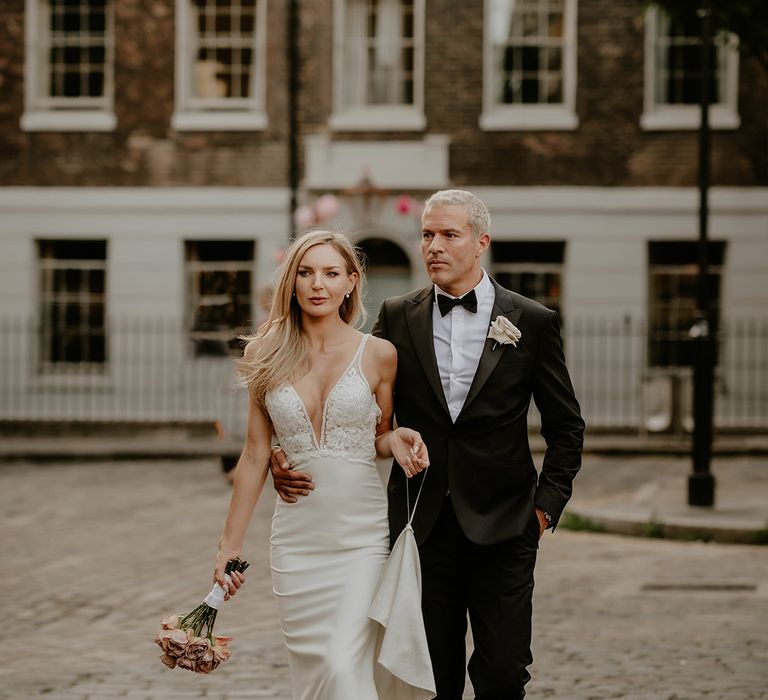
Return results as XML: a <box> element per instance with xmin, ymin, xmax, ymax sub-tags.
<box><xmin>213</xmin><ymin>230</ymin><xmax>431</xmax><ymax>699</ymax></box>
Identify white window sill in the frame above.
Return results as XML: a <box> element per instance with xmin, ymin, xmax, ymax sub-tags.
<box><xmin>329</xmin><ymin>108</ymin><xmax>426</xmax><ymax>132</ymax></box>
<box><xmin>31</xmin><ymin>368</ymin><xmax>111</xmax><ymax>389</ymax></box>
<box><xmin>480</xmin><ymin>107</ymin><xmax>579</xmax><ymax>131</ymax></box>
<box><xmin>171</xmin><ymin>111</ymin><xmax>268</xmax><ymax>131</ymax></box>
<box><xmin>21</xmin><ymin>111</ymin><xmax>116</xmax><ymax>132</ymax></box>
<box><xmin>640</xmin><ymin>106</ymin><xmax>741</xmax><ymax>131</ymax></box>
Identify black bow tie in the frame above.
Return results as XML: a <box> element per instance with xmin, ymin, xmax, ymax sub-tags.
<box><xmin>436</xmin><ymin>289</ymin><xmax>478</xmax><ymax>316</ymax></box>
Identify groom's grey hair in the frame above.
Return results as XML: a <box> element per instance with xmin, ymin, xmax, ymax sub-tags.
<box><xmin>423</xmin><ymin>189</ymin><xmax>491</xmax><ymax>239</ymax></box>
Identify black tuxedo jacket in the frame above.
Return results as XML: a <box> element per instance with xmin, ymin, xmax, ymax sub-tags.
<box><xmin>373</xmin><ymin>279</ymin><xmax>585</xmax><ymax>546</ymax></box>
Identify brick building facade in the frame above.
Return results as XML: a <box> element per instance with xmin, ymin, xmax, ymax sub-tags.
<box><xmin>2</xmin><ymin>1</ymin><xmax>765</xmax><ymax>188</ymax></box>
<box><xmin>0</xmin><ymin>0</ymin><xmax>766</xmax><ymax>432</ymax></box>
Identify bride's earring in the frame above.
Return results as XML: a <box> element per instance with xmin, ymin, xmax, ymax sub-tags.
<box><xmin>345</xmin><ymin>290</ymin><xmax>351</xmax><ymax>298</ymax></box>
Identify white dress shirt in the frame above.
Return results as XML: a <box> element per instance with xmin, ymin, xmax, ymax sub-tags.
<box><xmin>433</xmin><ymin>270</ymin><xmax>495</xmax><ymax>422</ymax></box>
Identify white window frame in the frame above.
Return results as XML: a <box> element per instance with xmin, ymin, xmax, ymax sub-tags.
<box><xmin>184</xmin><ymin>240</ymin><xmax>256</xmax><ymax>357</ymax></box>
<box><xmin>21</xmin><ymin>0</ymin><xmax>116</xmax><ymax>132</ymax></box>
<box><xmin>37</xmin><ymin>239</ymin><xmax>109</xmax><ymax>372</ymax></box>
<box><xmin>330</xmin><ymin>0</ymin><xmax>426</xmax><ymax>131</ymax></box>
<box><xmin>641</xmin><ymin>7</ymin><xmax>740</xmax><ymax>131</ymax></box>
<box><xmin>647</xmin><ymin>241</ymin><xmax>725</xmax><ymax>368</ymax></box>
<box><xmin>480</xmin><ymin>0</ymin><xmax>578</xmax><ymax>131</ymax></box>
<box><xmin>172</xmin><ymin>0</ymin><xmax>268</xmax><ymax>132</ymax></box>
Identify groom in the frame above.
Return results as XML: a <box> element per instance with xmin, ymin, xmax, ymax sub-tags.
<box><xmin>273</xmin><ymin>189</ymin><xmax>584</xmax><ymax>699</ymax></box>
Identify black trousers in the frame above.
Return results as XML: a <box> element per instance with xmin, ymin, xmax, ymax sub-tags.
<box><xmin>419</xmin><ymin>496</ymin><xmax>539</xmax><ymax>700</ymax></box>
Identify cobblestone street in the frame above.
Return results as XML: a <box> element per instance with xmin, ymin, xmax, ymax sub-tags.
<box><xmin>2</xmin><ymin>458</ymin><xmax>767</xmax><ymax>700</ymax></box>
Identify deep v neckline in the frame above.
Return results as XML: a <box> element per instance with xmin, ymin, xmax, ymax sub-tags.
<box><xmin>287</xmin><ymin>334</ymin><xmax>367</xmax><ymax>449</ymax></box>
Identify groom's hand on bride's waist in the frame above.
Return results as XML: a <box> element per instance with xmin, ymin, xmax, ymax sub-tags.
<box><xmin>270</xmin><ymin>446</ymin><xmax>314</xmax><ymax>503</ymax></box>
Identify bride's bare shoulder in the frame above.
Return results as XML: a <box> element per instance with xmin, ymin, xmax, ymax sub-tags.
<box><xmin>366</xmin><ymin>335</ymin><xmax>397</xmax><ymax>369</ymax></box>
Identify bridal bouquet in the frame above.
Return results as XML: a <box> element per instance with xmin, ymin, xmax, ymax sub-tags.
<box><xmin>155</xmin><ymin>557</ymin><xmax>249</xmax><ymax>673</ymax></box>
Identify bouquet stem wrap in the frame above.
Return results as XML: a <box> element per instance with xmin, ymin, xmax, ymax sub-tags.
<box><xmin>203</xmin><ymin>575</ymin><xmax>231</xmax><ymax>611</ymax></box>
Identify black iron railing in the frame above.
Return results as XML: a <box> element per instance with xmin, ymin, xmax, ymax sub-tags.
<box><xmin>1</xmin><ymin>316</ymin><xmax>766</xmax><ymax>433</ymax></box>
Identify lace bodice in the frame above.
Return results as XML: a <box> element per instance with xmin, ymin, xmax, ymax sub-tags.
<box><xmin>265</xmin><ymin>334</ymin><xmax>382</xmax><ymax>465</ymax></box>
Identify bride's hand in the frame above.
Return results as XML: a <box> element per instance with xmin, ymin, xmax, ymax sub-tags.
<box><xmin>214</xmin><ymin>548</ymin><xmax>246</xmax><ymax>601</ymax></box>
<box><xmin>390</xmin><ymin>428</ymin><xmax>430</xmax><ymax>478</ymax></box>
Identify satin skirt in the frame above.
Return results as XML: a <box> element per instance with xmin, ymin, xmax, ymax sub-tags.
<box><xmin>270</xmin><ymin>455</ymin><xmax>390</xmax><ymax>700</ymax></box>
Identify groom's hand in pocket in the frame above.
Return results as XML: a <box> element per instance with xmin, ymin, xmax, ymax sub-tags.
<box><xmin>535</xmin><ymin>508</ymin><xmax>549</xmax><ymax>540</ymax></box>
<box><xmin>270</xmin><ymin>446</ymin><xmax>314</xmax><ymax>503</ymax></box>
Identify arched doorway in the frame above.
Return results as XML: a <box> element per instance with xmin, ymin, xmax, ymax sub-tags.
<box><xmin>357</xmin><ymin>238</ymin><xmax>412</xmax><ymax>333</ymax></box>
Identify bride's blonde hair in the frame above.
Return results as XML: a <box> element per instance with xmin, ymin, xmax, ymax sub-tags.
<box><xmin>237</xmin><ymin>230</ymin><xmax>367</xmax><ymax>408</ymax></box>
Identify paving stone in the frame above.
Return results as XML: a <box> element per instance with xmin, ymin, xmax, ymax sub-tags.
<box><xmin>1</xmin><ymin>458</ymin><xmax>766</xmax><ymax>700</ymax></box>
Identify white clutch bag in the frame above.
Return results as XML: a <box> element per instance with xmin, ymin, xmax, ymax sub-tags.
<box><xmin>368</xmin><ymin>470</ymin><xmax>436</xmax><ymax>700</ymax></box>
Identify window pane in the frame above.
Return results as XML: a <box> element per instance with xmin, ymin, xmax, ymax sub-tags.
<box><xmin>546</xmin><ymin>47</ymin><xmax>562</xmax><ymax>72</ymax></box>
<box><xmin>521</xmin><ymin>9</ymin><xmax>538</xmax><ymax>37</ymax></box>
<box><xmin>89</xmin><ymin>334</ymin><xmax>106</xmax><ymax>363</ymax></box>
<box><xmin>62</xmin><ymin>334</ymin><xmax>80</xmax><ymax>363</ymax></box>
<box><xmin>216</xmin><ymin>11</ymin><xmax>231</xmax><ymax>33</ymax></box>
<box><xmin>63</xmin><ymin>9</ymin><xmax>80</xmax><ymax>33</ymax></box>
<box><xmin>91</xmin><ymin>10</ymin><xmax>106</xmax><ymax>31</ymax></box>
<box><xmin>64</xmin><ymin>268</ymin><xmax>81</xmax><ymax>292</ymax></box>
<box><xmin>545</xmin><ymin>74</ymin><xmax>562</xmax><ymax>103</ymax></box>
<box><xmin>88</xmin><ymin>71</ymin><xmax>104</xmax><ymax>97</ymax></box>
<box><xmin>63</xmin><ymin>45</ymin><xmax>80</xmax><ymax>64</ymax></box>
<box><xmin>545</xmin><ymin>272</ymin><xmax>561</xmax><ymax>300</ymax></box>
<box><xmin>89</xmin><ymin>302</ymin><xmax>104</xmax><ymax>327</ymax></box>
<box><xmin>402</xmin><ymin>78</ymin><xmax>413</xmax><ymax>103</ymax></box>
<box><xmin>402</xmin><ymin>8</ymin><xmax>413</xmax><ymax>37</ymax></box>
<box><xmin>89</xmin><ymin>45</ymin><xmax>105</xmax><ymax>64</ymax></box>
<box><xmin>64</xmin><ymin>303</ymin><xmax>80</xmax><ymax>327</ymax></box>
<box><xmin>547</xmin><ymin>12</ymin><xmax>564</xmax><ymax>38</ymax></box>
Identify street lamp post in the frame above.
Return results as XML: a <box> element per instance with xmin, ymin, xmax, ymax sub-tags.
<box><xmin>287</xmin><ymin>0</ymin><xmax>300</xmax><ymax>240</ymax></box>
<box><xmin>688</xmin><ymin>0</ymin><xmax>716</xmax><ymax>507</ymax></box>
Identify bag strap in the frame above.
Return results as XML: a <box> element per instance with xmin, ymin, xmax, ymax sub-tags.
<box><xmin>405</xmin><ymin>467</ymin><xmax>428</xmax><ymax>526</ymax></box>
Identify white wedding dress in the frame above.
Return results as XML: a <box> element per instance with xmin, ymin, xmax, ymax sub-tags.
<box><xmin>265</xmin><ymin>334</ymin><xmax>434</xmax><ymax>700</ymax></box>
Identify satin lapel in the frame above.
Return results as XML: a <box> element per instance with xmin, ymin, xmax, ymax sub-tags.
<box><xmin>460</xmin><ymin>284</ymin><xmax>523</xmax><ymax>416</ymax></box>
<box><xmin>404</xmin><ymin>290</ymin><xmax>451</xmax><ymax>418</ymax></box>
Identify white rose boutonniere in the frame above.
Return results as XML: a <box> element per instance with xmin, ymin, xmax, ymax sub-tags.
<box><xmin>487</xmin><ymin>316</ymin><xmax>522</xmax><ymax>350</ymax></box>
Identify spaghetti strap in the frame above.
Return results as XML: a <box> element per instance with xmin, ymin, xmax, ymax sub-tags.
<box><xmin>352</xmin><ymin>333</ymin><xmax>370</xmax><ymax>371</ymax></box>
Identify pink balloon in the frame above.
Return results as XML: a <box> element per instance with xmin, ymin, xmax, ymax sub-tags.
<box><xmin>314</xmin><ymin>193</ymin><xmax>339</xmax><ymax>222</ymax></box>
<box><xmin>395</xmin><ymin>194</ymin><xmax>412</xmax><ymax>215</ymax></box>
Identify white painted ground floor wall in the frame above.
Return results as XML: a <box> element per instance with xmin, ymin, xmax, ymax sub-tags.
<box><xmin>0</xmin><ymin>188</ymin><xmax>290</xmax><ymax>437</ymax></box>
<box><xmin>0</xmin><ymin>186</ymin><xmax>766</xmax><ymax>432</ymax></box>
